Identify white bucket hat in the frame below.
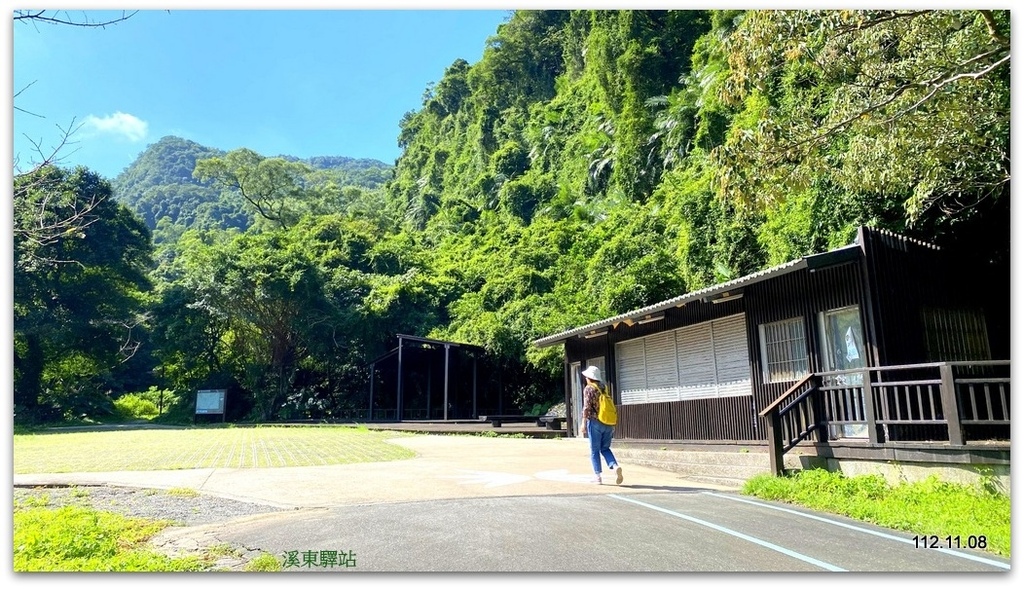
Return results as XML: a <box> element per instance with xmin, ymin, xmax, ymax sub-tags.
<box><xmin>582</xmin><ymin>365</ymin><xmax>603</xmax><ymax>382</ymax></box>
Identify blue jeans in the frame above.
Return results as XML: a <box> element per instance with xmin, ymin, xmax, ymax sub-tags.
<box><xmin>587</xmin><ymin>418</ymin><xmax>618</xmax><ymax>475</ymax></box>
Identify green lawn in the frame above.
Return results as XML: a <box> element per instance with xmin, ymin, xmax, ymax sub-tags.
<box><xmin>14</xmin><ymin>425</ymin><xmax>417</xmax><ymax>473</ymax></box>
<box><xmin>14</xmin><ymin>424</ymin><xmax>416</xmax><ymax>572</ymax></box>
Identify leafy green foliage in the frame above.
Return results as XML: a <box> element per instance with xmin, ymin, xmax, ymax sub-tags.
<box><xmin>708</xmin><ymin>10</ymin><xmax>1009</xmax><ymax>261</ymax></box>
<box><xmin>112</xmin><ymin>393</ymin><xmax>160</xmax><ymax>421</ymax></box>
<box><xmin>113</xmin><ymin>136</ymin><xmax>393</xmax><ymax>234</ymax></box>
<box><xmin>111</xmin><ymin>136</ymin><xmax>230</xmax><ymax>230</ymax></box>
<box><xmin>13</xmin><ymin>165</ymin><xmax>154</xmax><ymax>424</ymax></box>
<box><xmin>743</xmin><ymin>469</ymin><xmax>1010</xmax><ymax>557</ymax></box>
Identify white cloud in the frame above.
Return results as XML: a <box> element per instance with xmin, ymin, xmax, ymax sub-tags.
<box><xmin>81</xmin><ymin>112</ymin><xmax>149</xmax><ymax>142</ymax></box>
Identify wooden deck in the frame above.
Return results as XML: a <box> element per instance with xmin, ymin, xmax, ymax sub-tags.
<box><xmin>361</xmin><ymin>419</ymin><xmax>568</xmax><ymax>438</ymax></box>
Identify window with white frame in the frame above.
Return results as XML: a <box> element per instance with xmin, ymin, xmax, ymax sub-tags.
<box><xmin>759</xmin><ymin>317</ymin><xmax>809</xmax><ymax>383</ymax></box>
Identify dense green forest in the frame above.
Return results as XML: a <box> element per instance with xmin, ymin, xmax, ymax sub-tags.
<box><xmin>13</xmin><ymin>9</ymin><xmax>1010</xmax><ymax>425</ymax></box>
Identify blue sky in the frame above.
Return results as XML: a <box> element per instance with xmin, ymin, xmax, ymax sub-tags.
<box><xmin>11</xmin><ymin>7</ymin><xmax>512</xmax><ymax>179</ymax></box>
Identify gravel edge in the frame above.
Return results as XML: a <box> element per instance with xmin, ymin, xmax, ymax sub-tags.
<box><xmin>14</xmin><ymin>484</ymin><xmax>293</xmax><ymax>571</ymax></box>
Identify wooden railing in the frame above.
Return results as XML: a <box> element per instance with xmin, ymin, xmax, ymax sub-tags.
<box><xmin>760</xmin><ymin>361</ymin><xmax>1010</xmax><ymax>475</ymax></box>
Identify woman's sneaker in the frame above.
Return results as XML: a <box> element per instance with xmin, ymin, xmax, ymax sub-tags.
<box><xmin>614</xmin><ymin>466</ymin><xmax>623</xmax><ymax>485</ymax></box>
<box><xmin>592</xmin><ymin>474</ymin><xmax>602</xmax><ymax>484</ymax></box>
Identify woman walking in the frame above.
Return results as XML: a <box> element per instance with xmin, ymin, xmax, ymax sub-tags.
<box><xmin>580</xmin><ymin>366</ymin><xmax>623</xmax><ymax>485</ymax></box>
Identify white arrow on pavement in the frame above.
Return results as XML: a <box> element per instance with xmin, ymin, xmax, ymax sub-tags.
<box><xmin>439</xmin><ymin>470</ymin><xmax>533</xmax><ymax>488</ymax></box>
<box><xmin>533</xmin><ymin>469</ymin><xmax>598</xmax><ymax>484</ymax></box>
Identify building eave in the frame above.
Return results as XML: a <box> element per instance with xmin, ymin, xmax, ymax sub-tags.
<box><xmin>531</xmin><ymin>244</ymin><xmax>863</xmax><ymax>349</ymax></box>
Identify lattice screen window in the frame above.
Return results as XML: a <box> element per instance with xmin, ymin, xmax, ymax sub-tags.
<box><xmin>615</xmin><ymin>313</ymin><xmax>751</xmax><ymax>405</ymax></box>
<box><xmin>616</xmin><ymin>339</ymin><xmax>647</xmax><ymax>404</ymax></box>
<box><xmin>921</xmin><ymin>307</ymin><xmax>991</xmax><ymax>362</ymax></box>
<box><xmin>759</xmin><ymin>317</ymin><xmax>809</xmax><ymax>383</ymax></box>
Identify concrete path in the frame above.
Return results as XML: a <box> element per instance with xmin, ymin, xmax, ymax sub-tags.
<box><xmin>14</xmin><ymin>435</ymin><xmax>734</xmax><ymax>508</ymax></box>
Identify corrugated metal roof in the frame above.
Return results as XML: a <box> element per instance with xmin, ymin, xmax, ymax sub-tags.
<box><xmin>531</xmin><ymin>243</ymin><xmax>862</xmax><ymax>348</ymax></box>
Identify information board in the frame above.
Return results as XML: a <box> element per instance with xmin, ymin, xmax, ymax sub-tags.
<box><xmin>195</xmin><ymin>389</ymin><xmax>226</xmax><ymax>415</ymax></box>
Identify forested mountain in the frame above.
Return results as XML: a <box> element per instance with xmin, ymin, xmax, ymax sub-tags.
<box><xmin>111</xmin><ymin>135</ymin><xmax>392</xmax><ymax>236</ymax></box>
<box><xmin>280</xmin><ymin>155</ymin><xmax>393</xmax><ymax>189</ymax></box>
<box><xmin>14</xmin><ymin>9</ymin><xmax>1009</xmax><ymax>425</ymax></box>
<box><xmin>111</xmin><ymin>136</ymin><xmax>229</xmax><ymax>232</ymax></box>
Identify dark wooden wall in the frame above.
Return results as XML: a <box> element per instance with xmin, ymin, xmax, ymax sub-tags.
<box><xmin>744</xmin><ymin>261</ymin><xmax>866</xmax><ymax>426</ymax></box>
<box><xmin>617</xmin><ymin>396</ymin><xmax>758</xmax><ymax>441</ymax></box>
<box><xmin>863</xmin><ymin>228</ymin><xmax>1008</xmax><ymax>365</ymax></box>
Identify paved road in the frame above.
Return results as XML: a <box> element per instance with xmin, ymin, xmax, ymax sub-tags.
<box><xmin>185</xmin><ymin>492</ymin><xmax>1011</xmax><ymax>573</ymax></box>
<box><xmin>14</xmin><ymin>435</ymin><xmax>1012</xmax><ymax>573</ymax></box>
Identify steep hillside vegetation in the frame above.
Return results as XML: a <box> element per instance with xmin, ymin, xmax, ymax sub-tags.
<box><xmin>15</xmin><ymin>9</ymin><xmax>1008</xmax><ymax>423</ymax></box>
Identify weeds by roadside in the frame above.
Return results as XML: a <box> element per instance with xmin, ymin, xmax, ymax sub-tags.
<box><xmin>166</xmin><ymin>487</ymin><xmax>200</xmax><ymax>498</ymax></box>
<box><xmin>473</xmin><ymin>431</ymin><xmax>530</xmax><ymax>438</ymax></box>
<box><xmin>742</xmin><ymin>469</ymin><xmax>1010</xmax><ymax>558</ymax></box>
<box><xmin>13</xmin><ymin>493</ymin><xmax>282</xmax><ymax>572</ymax></box>
<box><xmin>13</xmin><ymin>504</ymin><xmax>205</xmax><ymax>572</ymax></box>
<box><xmin>245</xmin><ymin>553</ymin><xmax>284</xmax><ymax>571</ymax></box>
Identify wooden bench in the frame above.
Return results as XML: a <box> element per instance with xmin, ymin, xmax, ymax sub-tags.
<box><xmin>482</xmin><ymin>415</ymin><xmax>538</xmax><ymax>427</ymax></box>
<box><xmin>538</xmin><ymin>415</ymin><xmax>565</xmax><ymax>430</ymax></box>
<box><xmin>481</xmin><ymin>414</ymin><xmax>566</xmax><ymax>430</ymax></box>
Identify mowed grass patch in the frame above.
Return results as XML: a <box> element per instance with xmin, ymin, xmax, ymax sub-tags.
<box><xmin>14</xmin><ymin>426</ymin><xmax>418</xmax><ymax>473</ymax></box>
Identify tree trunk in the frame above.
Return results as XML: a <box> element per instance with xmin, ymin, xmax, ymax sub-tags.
<box><xmin>14</xmin><ymin>334</ymin><xmax>43</xmax><ymax>422</ymax></box>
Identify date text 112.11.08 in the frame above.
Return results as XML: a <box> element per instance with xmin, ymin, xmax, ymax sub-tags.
<box><xmin>913</xmin><ymin>535</ymin><xmax>987</xmax><ymax>550</ymax></box>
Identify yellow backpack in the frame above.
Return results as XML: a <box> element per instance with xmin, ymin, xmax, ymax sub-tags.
<box><xmin>596</xmin><ymin>383</ymin><xmax>617</xmax><ymax>426</ymax></box>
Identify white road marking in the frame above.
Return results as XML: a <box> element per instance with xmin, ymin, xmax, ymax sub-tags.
<box><xmin>609</xmin><ymin>493</ymin><xmax>847</xmax><ymax>572</ymax></box>
<box><xmin>703</xmin><ymin>491</ymin><xmax>1010</xmax><ymax>570</ymax></box>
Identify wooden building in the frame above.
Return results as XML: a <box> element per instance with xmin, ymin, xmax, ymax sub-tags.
<box><xmin>532</xmin><ymin>226</ymin><xmax>1010</xmax><ymax>471</ymax></box>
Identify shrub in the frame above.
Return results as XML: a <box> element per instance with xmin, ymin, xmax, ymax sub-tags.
<box><xmin>113</xmin><ymin>393</ymin><xmax>160</xmax><ymax>421</ymax></box>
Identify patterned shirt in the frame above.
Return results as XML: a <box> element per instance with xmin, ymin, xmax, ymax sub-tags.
<box><xmin>581</xmin><ymin>382</ymin><xmax>603</xmax><ymax>422</ymax></box>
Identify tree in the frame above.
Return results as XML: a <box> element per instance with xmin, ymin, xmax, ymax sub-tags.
<box><xmin>709</xmin><ymin>10</ymin><xmax>1010</xmax><ymax>233</ymax></box>
<box><xmin>177</xmin><ymin>228</ymin><xmax>340</xmax><ymax>420</ymax></box>
<box><xmin>148</xmin><ymin>269</ymin><xmax>233</xmax><ymax>399</ymax></box>
<box><xmin>14</xmin><ymin>10</ymin><xmax>137</xmax><ymax>28</ymax></box>
<box><xmin>193</xmin><ymin>148</ymin><xmax>313</xmax><ymax>230</ymax></box>
<box><xmin>13</xmin><ymin>166</ymin><xmax>153</xmax><ymax>423</ymax></box>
